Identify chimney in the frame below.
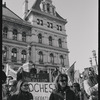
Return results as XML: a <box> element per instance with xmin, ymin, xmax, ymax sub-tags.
<box><xmin>22</xmin><ymin>0</ymin><xmax>28</xmax><ymax>19</ymax></box>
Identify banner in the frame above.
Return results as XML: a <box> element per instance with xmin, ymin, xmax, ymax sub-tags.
<box><xmin>28</xmin><ymin>82</ymin><xmax>55</xmax><ymax>100</ymax></box>
<box><xmin>6</xmin><ymin>64</ymin><xmax>17</xmax><ymax>79</ymax></box>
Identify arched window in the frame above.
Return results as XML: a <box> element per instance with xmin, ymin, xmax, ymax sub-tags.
<box><xmin>58</xmin><ymin>38</ymin><xmax>62</xmax><ymax>48</ymax></box>
<box><xmin>50</xmin><ymin>53</ymin><xmax>54</xmax><ymax>64</ymax></box>
<box><xmin>39</xmin><ymin>51</ymin><xmax>43</xmax><ymax>64</ymax></box>
<box><xmin>21</xmin><ymin>50</ymin><xmax>26</xmax><ymax>63</ymax></box>
<box><xmin>11</xmin><ymin>48</ymin><xmax>17</xmax><ymax>62</ymax></box>
<box><xmin>38</xmin><ymin>34</ymin><xmax>42</xmax><ymax>43</ymax></box>
<box><xmin>22</xmin><ymin>32</ymin><xmax>26</xmax><ymax>42</ymax></box>
<box><xmin>47</xmin><ymin>3</ymin><xmax>50</xmax><ymax>13</ymax></box>
<box><xmin>60</xmin><ymin>55</ymin><xmax>64</xmax><ymax>65</ymax></box>
<box><xmin>3</xmin><ymin>27</ymin><xmax>8</xmax><ymax>38</ymax></box>
<box><xmin>49</xmin><ymin>36</ymin><xmax>52</xmax><ymax>46</ymax></box>
<box><xmin>3</xmin><ymin>46</ymin><xmax>7</xmax><ymax>61</ymax></box>
<box><xmin>13</xmin><ymin>29</ymin><xmax>18</xmax><ymax>40</ymax></box>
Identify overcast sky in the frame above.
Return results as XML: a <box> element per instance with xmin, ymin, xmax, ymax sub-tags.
<box><xmin>2</xmin><ymin>0</ymin><xmax>98</xmax><ymax>72</ymax></box>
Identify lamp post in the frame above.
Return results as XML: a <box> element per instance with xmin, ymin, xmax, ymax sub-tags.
<box><xmin>92</xmin><ymin>50</ymin><xmax>97</xmax><ymax>66</ymax></box>
<box><xmin>89</xmin><ymin>57</ymin><xmax>92</xmax><ymax>67</ymax></box>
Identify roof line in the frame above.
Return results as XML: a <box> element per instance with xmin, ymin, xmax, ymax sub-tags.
<box><xmin>3</xmin><ymin>4</ymin><xmax>24</xmax><ymax>21</ymax></box>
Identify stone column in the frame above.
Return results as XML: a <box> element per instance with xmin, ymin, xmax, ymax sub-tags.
<box><xmin>64</xmin><ymin>54</ymin><xmax>69</xmax><ymax>68</ymax></box>
<box><xmin>26</xmin><ymin>35</ymin><xmax>30</xmax><ymax>43</ymax></box>
<box><xmin>7</xmin><ymin>46</ymin><xmax>12</xmax><ymax>62</ymax></box>
<box><xmin>17</xmin><ymin>32</ymin><xmax>22</xmax><ymax>41</ymax></box>
<box><xmin>17</xmin><ymin>48</ymin><xmax>22</xmax><ymax>63</ymax></box>
<box><xmin>44</xmin><ymin>51</ymin><xmax>48</xmax><ymax>64</ymax></box>
<box><xmin>31</xmin><ymin>46</ymin><xmax>36</xmax><ymax>63</ymax></box>
<box><xmin>8</xmin><ymin>30</ymin><xmax>13</xmax><ymax>39</ymax></box>
<box><xmin>43</xmin><ymin>34</ymin><xmax>48</xmax><ymax>45</ymax></box>
<box><xmin>44</xmin><ymin>3</ymin><xmax>47</xmax><ymax>13</ymax></box>
<box><xmin>49</xmin><ymin>68</ymin><xmax>52</xmax><ymax>82</ymax></box>
<box><xmin>54</xmin><ymin>35</ymin><xmax>58</xmax><ymax>47</ymax></box>
<box><xmin>54</xmin><ymin>53</ymin><xmax>57</xmax><ymax>64</ymax></box>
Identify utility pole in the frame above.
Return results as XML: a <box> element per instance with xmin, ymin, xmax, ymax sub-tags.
<box><xmin>92</xmin><ymin>50</ymin><xmax>98</xmax><ymax>74</ymax></box>
<box><xmin>92</xmin><ymin>50</ymin><xmax>97</xmax><ymax>66</ymax></box>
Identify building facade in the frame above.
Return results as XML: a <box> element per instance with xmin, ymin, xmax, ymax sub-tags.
<box><xmin>2</xmin><ymin>0</ymin><xmax>70</xmax><ymax>82</ymax></box>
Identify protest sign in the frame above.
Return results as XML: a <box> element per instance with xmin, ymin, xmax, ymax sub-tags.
<box><xmin>28</xmin><ymin>82</ymin><xmax>55</xmax><ymax>100</ymax></box>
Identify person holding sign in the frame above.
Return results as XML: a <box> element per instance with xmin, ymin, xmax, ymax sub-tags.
<box><xmin>49</xmin><ymin>73</ymin><xmax>76</xmax><ymax>100</ymax></box>
<box><xmin>10</xmin><ymin>80</ymin><xmax>33</xmax><ymax>100</ymax></box>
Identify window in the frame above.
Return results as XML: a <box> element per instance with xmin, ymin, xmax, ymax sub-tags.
<box><xmin>22</xmin><ymin>32</ymin><xmax>26</xmax><ymax>42</ymax></box>
<box><xmin>11</xmin><ymin>48</ymin><xmax>17</xmax><ymax>62</ymax></box>
<box><xmin>47</xmin><ymin>22</ymin><xmax>53</xmax><ymax>28</ymax></box>
<box><xmin>50</xmin><ymin>53</ymin><xmax>54</xmax><ymax>64</ymax></box>
<box><xmin>60</xmin><ymin>26</ymin><xmax>62</xmax><ymax>31</ymax></box>
<box><xmin>38</xmin><ymin>34</ymin><xmax>42</xmax><ymax>43</ymax></box>
<box><xmin>58</xmin><ymin>38</ymin><xmax>62</xmax><ymax>48</ymax></box>
<box><xmin>13</xmin><ymin>29</ymin><xmax>17</xmax><ymax>40</ymax></box>
<box><xmin>47</xmin><ymin>3</ymin><xmax>50</xmax><ymax>13</ymax></box>
<box><xmin>49</xmin><ymin>36</ymin><xmax>52</xmax><ymax>46</ymax></box>
<box><xmin>3</xmin><ymin>27</ymin><xmax>8</xmax><ymax>38</ymax></box>
<box><xmin>40</xmin><ymin>20</ymin><xmax>43</xmax><ymax>26</ymax></box>
<box><xmin>57</xmin><ymin>25</ymin><xmax>59</xmax><ymax>30</ymax></box>
<box><xmin>47</xmin><ymin>22</ymin><xmax>50</xmax><ymax>28</ymax></box>
<box><xmin>37</xmin><ymin>19</ymin><xmax>43</xmax><ymax>26</ymax></box>
<box><xmin>57</xmin><ymin>25</ymin><xmax>62</xmax><ymax>31</ymax></box>
<box><xmin>3</xmin><ymin>46</ymin><xmax>7</xmax><ymax>61</ymax></box>
<box><xmin>39</xmin><ymin>51</ymin><xmax>43</xmax><ymax>64</ymax></box>
<box><xmin>60</xmin><ymin>55</ymin><xmax>64</xmax><ymax>65</ymax></box>
<box><xmin>37</xmin><ymin>19</ymin><xmax>40</xmax><ymax>25</ymax></box>
<box><xmin>50</xmin><ymin>23</ymin><xmax>53</xmax><ymax>28</ymax></box>
<box><xmin>21</xmin><ymin>50</ymin><xmax>26</xmax><ymax>63</ymax></box>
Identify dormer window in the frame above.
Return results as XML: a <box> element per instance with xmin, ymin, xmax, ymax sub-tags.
<box><xmin>47</xmin><ymin>22</ymin><xmax>53</xmax><ymax>28</ymax></box>
<box><xmin>37</xmin><ymin>19</ymin><xmax>43</xmax><ymax>26</ymax></box>
<box><xmin>47</xmin><ymin>3</ymin><xmax>50</xmax><ymax>13</ymax></box>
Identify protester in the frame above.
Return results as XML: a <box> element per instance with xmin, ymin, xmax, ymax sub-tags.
<box><xmin>49</xmin><ymin>73</ymin><xmax>76</xmax><ymax>100</ymax></box>
<box><xmin>83</xmin><ymin>68</ymin><xmax>98</xmax><ymax>100</ymax></box>
<box><xmin>73</xmin><ymin>83</ymin><xmax>84</xmax><ymax>100</ymax></box>
<box><xmin>2</xmin><ymin>64</ymin><xmax>8</xmax><ymax>100</ymax></box>
<box><xmin>7</xmin><ymin>80</ymin><xmax>17</xmax><ymax>100</ymax></box>
<box><xmin>10</xmin><ymin>80</ymin><xmax>33</xmax><ymax>100</ymax></box>
<box><xmin>2</xmin><ymin>64</ymin><xmax>7</xmax><ymax>84</ymax></box>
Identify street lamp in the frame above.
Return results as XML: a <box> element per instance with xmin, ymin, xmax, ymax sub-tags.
<box><xmin>92</xmin><ymin>50</ymin><xmax>97</xmax><ymax>66</ymax></box>
<box><xmin>89</xmin><ymin>57</ymin><xmax>92</xmax><ymax>67</ymax></box>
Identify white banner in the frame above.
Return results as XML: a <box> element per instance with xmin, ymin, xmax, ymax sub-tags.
<box><xmin>28</xmin><ymin>82</ymin><xmax>55</xmax><ymax>100</ymax></box>
<box><xmin>6</xmin><ymin>64</ymin><xmax>17</xmax><ymax>79</ymax></box>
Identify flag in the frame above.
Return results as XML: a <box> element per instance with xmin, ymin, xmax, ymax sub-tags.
<box><xmin>74</xmin><ymin>70</ymin><xmax>80</xmax><ymax>83</ymax></box>
<box><xmin>67</xmin><ymin>61</ymin><xmax>76</xmax><ymax>84</ymax></box>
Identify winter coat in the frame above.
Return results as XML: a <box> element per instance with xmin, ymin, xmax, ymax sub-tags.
<box><xmin>49</xmin><ymin>87</ymin><xmax>76</xmax><ymax>100</ymax></box>
<box><xmin>10</xmin><ymin>91</ymin><xmax>33</xmax><ymax>100</ymax></box>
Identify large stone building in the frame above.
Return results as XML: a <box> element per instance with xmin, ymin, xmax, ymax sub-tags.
<box><xmin>2</xmin><ymin>0</ymin><xmax>70</xmax><ymax>82</ymax></box>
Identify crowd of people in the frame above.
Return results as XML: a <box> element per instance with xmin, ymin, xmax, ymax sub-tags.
<box><xmin>2</xmin><ymin>64</ymin><xmax>98</xmax><ymax>100</ymax></box>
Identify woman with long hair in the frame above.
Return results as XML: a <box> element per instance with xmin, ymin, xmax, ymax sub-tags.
<box><xmin>73</xmin><ymin>83</ymin><xmax>84</xmax><ymax>100</ymax></box>
<box><xmin>49</xmin><ymin>73</ymin><xmax>76</xmax><ymax>100</ymax></box>
<box><xmin>10</xmin><ymin>80</ymin><xmax>33</xmax><ymax>100</ymax></box>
